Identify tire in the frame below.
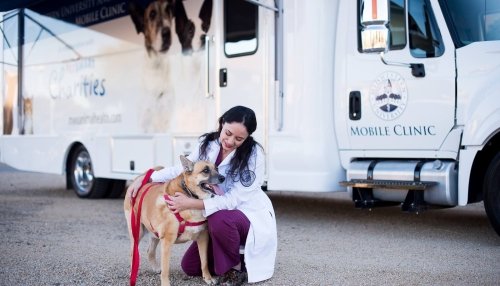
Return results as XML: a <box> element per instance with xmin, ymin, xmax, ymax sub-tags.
<box><xmin>107</xmin><ymin>179</ymin><xmax>127</xmax><ymax>198</ymax></box>
<box><xmin>68</xmin><ymin>145</ymin><xmax>109</xmax><ymax>198</ymax></box>
<box><xmin>484</xmin><ymin>152</ymin><xmax>500</xmax><ymax>236</ymax></box>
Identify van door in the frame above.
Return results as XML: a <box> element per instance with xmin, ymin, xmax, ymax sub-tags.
<box><xmin>211</xmin><ymin>0</ymin><xmax>275</xmax><ymax>146</ymax></box>
<box><xmin>340</xmin><ymin>0</ymin><xmax>456</xmax><ymax>152</ymax></box>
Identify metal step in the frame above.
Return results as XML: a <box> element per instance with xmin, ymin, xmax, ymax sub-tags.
<box><xmin>340</xmin><ymin>179</ymin><xmax>437</xmax><ymax>190</ymax></box>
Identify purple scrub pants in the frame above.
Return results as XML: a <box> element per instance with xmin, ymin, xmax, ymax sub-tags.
<box><xmin>181</xmin><ymin>209</ymin><xmax>250</xmax><ymax>276</ymax></box>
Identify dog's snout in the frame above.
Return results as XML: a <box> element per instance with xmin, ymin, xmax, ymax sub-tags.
<box><xmin>219</xmin><ymin>175</ymin><xmax>225</xmax><ymax>183</ymax></box>
<box><xmin>160</xmin><ymin>28</ymin><xmax>171</xmax><ymax>52</ymax></box>
<box><xmin>162</xmin><ymin>28</ymin><xmax>170</xmax><ymax>38</ymax></box>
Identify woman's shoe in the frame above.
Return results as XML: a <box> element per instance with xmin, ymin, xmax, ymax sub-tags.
<box><xmin>219</xmin><ymin>269</ymin><xmax>247</xmax><ymax>286</ymax></box>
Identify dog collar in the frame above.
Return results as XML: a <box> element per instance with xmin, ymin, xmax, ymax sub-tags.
<box><xmin>181</xmin><ymin>180</ymin><xmax>199</xmax><ymax>199</ymax></box>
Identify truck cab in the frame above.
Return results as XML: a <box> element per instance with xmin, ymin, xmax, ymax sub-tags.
<box><xmin>339</xmin><ymin>0</ymin><xmax>500</xmax><ymax>234</ymax></box>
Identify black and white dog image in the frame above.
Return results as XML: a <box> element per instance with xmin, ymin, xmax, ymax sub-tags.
<box><xmin>128</xmin><ymin>0</ymin><xmax>212</xmax><ymax>56</ymax></box>
<box><xmin>127</xmin><ymin>0</ymin><xmax>215</xmax><ymax>133</ymax></box>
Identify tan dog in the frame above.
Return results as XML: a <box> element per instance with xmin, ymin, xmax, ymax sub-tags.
<box><xmin>124</xmin><ymin>156</ymin><xmax>224</xmax><ymax>285</ymax></box>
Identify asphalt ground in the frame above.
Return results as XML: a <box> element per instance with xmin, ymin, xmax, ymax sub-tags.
<box><xmin>0</xmin><ymin>164</ymin><xmax>499</xmax><ymax>285</ymax></box>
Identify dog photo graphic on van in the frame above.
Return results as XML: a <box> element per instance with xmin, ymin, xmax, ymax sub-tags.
<box><xmin>128</xmin><ymin>0</ymin><xmax>214</xmax><ymax>133</ymax></box>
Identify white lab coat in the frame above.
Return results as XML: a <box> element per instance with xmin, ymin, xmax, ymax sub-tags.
<box><xmin>150</xmin><ymin>139</ymin><xmax>277</xmax><ymax>283</ymax></box>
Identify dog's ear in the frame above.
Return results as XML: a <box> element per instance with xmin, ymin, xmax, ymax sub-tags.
<box><xmin>174</xmin><ymin>0</ymin><xmax>195</xmax><ymax>54</ymax></box>
<box><xmin>128</xmin><ymin>0</ymin><xmax>145</xmax><ymax>34</ymax></box>
<box><xmin>180</xmin><ymin>155</ymin><xmax>194</xmax><ymax>173</ymax></box>
<box><xmin>198</xmin><ymin>0</ymin><xmax>213</xmax><ymax>33</ymax></box>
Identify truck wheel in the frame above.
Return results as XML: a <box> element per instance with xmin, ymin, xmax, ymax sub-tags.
<box><xmin>484</xmin><ymin>153</ymin><xmax>500</xmax><ymax>236</ymax></box>
<box><xmin>69</xmin><ymin>145</ymin><xmax>109</xmax><ymax>198</ymax></box>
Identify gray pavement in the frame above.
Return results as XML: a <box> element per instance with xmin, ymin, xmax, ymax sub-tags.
<box><xmin>0</xmin><ymin>164</ymin><xmax>499</xmax><ymax>285</ymax></box>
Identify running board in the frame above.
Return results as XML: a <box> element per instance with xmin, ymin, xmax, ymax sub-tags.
<box><xmin>340</xmin><ymin>179</ymin><xmax>438</xmax><ymax>213</ymax></box>
<box><xmin>340</xmin><ymin>160</ymin><xmax>455</xmax><ymax>213</ymax></box>
<box><xmin>339</xmin><ymin>179</ymin><xmax>437</xmax><ymax>190</ymax></box>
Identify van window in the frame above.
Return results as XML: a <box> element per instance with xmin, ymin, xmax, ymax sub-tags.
<box><xmin>224</xmin><ymin>0</ymin><xmax>258</xmax><ymax>57</ymax></box>
<box><xmin>408</xmin><ymin>0</ymin><xmax>445</xmax><ymax>58</ymax></box>
<box><xmin>389</xmin><ymin>0</ymin><xmax>406</xmax><ymax>49</ymax></box>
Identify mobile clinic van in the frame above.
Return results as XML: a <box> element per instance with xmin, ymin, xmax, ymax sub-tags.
<box><xmin>1</xmin><ymin>0</ymin><xmax>499</xmax><ymax>235</ymax></box>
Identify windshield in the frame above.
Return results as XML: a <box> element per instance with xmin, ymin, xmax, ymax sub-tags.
<box><xmin>439</xmin><ymin>0</ymin><xmax>500</xmax><ymax>47</ymax></box>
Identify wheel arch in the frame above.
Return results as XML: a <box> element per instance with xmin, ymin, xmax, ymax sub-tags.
<box><xmin>65</xmin><ymin>141</ymin><xmax>85</xmax><ymax>189</ymax></box>
<box><xmin>468</xmin><ymin>131</ymin><xmax>500</xmax><ymax>203</ymax></box>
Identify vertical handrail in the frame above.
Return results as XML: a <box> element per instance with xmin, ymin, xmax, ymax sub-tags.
<box><xmin>17</xmin><ymin>9</ymin><xmax>25</xmax><ymax>134</ymax></box>
<box><xmin>204</xmin><ymin>35</ymin><xmax>213</xmax><ymax>98</ymax></box>
<box><xmin>275</xmin><ymin>0</ymin><xmax>284</xmax><ymax>131</ymax></box>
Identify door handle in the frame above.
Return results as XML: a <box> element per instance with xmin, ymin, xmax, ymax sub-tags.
<box><xmin>349</xmin><ymin>91</ymin><xmax>361</xmax><ymax>120</ymax></box>
<box><xmin>219</xmin><ymin>68</ymin><xmax>227</xmax><ymax>87</ymax></box>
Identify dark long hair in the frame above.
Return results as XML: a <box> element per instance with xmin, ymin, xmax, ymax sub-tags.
<box><xmin>199</xmin><ymin>106</ymin><xmax>262</xmax><ymax>175</ymax></box>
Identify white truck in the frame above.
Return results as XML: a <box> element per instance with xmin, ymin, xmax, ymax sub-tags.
<box><xmin>1</xmin><ymin>0</ymin><xmax>499</xmax><ymax>235</ymax></box>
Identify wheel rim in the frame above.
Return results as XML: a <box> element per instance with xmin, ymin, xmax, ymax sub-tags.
<box><xmin>73</xmin><ymin>150</ymin><xmax>94</xmax><ymax>196</ymax></box>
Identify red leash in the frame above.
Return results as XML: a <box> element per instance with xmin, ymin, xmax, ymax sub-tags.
<box><xmin>130</xmin><ymin>169</ymin><xmax>157</xmax><ymax>286</ymax></box>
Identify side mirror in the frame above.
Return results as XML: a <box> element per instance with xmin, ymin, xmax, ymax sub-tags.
<box><xmin>360</xmin><ymin>0</ymin><xmax>390</xmax><ymax>53</ymax></box>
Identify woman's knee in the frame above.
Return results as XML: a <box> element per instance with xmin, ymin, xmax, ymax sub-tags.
<box><xmin>207</xmin><ymin>210</ymin><xmax>234</xmax><ymax>235</ymax></box>
<box><xmin>207</xmin><ymin>210</ymin><xmax>250</xmax><ymax>239</ymax></box>
<box><xmin>207</xmin><ymin>210</ymin><xmax>228</xmax><ymax>223</ymax></box>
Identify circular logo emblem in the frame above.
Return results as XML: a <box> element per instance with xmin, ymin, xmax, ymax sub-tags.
<box><xmin>369</xmin><ymin>72</ymin><xmax>408</xmax><ymax>120</ymax></box>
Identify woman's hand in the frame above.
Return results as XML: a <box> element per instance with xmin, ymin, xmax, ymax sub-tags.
<box><xmin>130</xmin><ymin>175</ymin><xmax>146</xmax><ymax>199</ymax></box>
<box><xmin>166</xmin><ymin>192</ymin><xmax>204</xmax><ymax>213</ymax></box>
<box><xmin>166</xmin><ymin>192</ymin><xmax>191</xmax><ymax>213</ymax></box>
